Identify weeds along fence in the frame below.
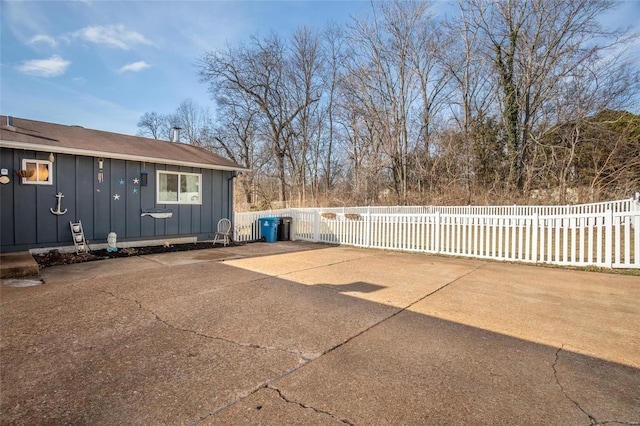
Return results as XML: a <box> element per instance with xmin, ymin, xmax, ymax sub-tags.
<box><xmin>234</xmin><ymin>198</ymin><xmax>640</xmax><ymax>269</ymax></box>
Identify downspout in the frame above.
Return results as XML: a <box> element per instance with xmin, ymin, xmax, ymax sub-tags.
<box><xmin>227</xmin><ymin>171</ymin><xmax>237</xmax><ymax>223</ymax></box>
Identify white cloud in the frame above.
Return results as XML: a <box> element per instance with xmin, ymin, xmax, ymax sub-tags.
<box><xmin>28</xmin><ymin>34</ymin><xmax>57</xmax><ymax>47</ymax></box>
<box><xmin>15</xmin><ymin>55</ymin><xmax>70</xmax><ymax>77</ymax></box>
<box><xmin>118</xmin><ymin>61</ymin><xmax>151</xmax><ymax>73</ymax></box>
<box><xmin>2</xmin><ymin>2</ymin><xmax>53</xmax><ymax>46</ymax></box>
<box><xmin>71</xmin><ymin>24</ymin><xmax>155</xmax><ymax>50</ymax></box>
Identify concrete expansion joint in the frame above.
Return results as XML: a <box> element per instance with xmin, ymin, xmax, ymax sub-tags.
<box><xmin>310</xmin><ymin>264</ymin><xmax>488</xmax><ymax>366</ymax></box>
<box><xmin>190</xmin><ymin>347</ymin><xmax>332</xmax><ymax>424</ymax></box>
<box><xmin>188</xmin><ymin>364</ymin><xmax>311</xmax><ymax>425</ymax></box>
<box><xmin>414</xmin><ymin>262</ymin><xmax>487</xmax><ymax>302</ymax></box>
<box><xmin>267</xmin><ymin>386</ymin><xmax>355</xmax><ymax>425</ymax></box>
<box><xmin>187</xmin><ymin>387</ymin><xmax>258</xmax><ymax>426</ymax></box>
<box><xmin>271</xmin><ymin>253</ymin><xmax>380</xmax><ymax>280</ymax></box>
<box><xmin>552</xmin><ymin>345</ymin><xmax>600</xmax><ymax>425</ymax></box>
<box><xmin>139</xmin><ymin>256</ymin><xmax>168</xmax><ymax>266</ymax></box>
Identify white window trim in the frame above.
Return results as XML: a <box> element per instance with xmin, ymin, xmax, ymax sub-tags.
<box><xmin>156</xmin><ymin>170</ymin><xmax>202</xmax><ymax>205</ymax></box>
<box><xmin>21</xmin><ymin>159</ymin><xmax>53</xmax><ymax>185</ymax></box>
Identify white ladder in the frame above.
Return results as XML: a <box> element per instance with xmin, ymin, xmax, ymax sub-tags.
<box><xmin>70</xmin><ymin>221</ymin><xmax>89</xmax><ymax>253</ymax></box>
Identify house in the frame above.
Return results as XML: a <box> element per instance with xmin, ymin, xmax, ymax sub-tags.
<box><xmin>0</xmin><ymin>115</ymin><xmax>248</xmax><ymax>253</ymax></box>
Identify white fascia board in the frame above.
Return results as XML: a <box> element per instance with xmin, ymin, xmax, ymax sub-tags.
<box><xmin>0</xmin><ymin>140</ymin><xmax>251</xmax><ymax>172</ymax></box>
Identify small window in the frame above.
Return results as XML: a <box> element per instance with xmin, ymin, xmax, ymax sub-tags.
<box><xmin>157</xmin><ymin>171</ymin><xmax>202</xmax><ymax>204</ymax></box>
<box><xmin>21</xmin><ymin>159</ymin><xmax>52</xmax><ymax>185</ymax></box>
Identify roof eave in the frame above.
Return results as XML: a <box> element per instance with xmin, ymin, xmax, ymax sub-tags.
<box><xmin>0</xmin><ymin>140</ymin><xmax>251</xmax><ymax>173</ymax></box>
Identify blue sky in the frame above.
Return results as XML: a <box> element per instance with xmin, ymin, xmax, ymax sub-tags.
<box><xmin>1</xmin><ymin>1</ymin><xmax>639</xmax><ymax>137</ymax></box>
<box><xmin>1</xmin><ymin>0</ymin><xmax>373</xmax><ymax>135</ymax></box>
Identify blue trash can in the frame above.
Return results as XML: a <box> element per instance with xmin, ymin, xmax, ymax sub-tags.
<box><xmin>259</xmin><ymin>217</ymin><xmax>280</xmax><ymax>243</ymax></box>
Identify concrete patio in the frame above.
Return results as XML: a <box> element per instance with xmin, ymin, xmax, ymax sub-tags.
<box><xmin>1</xmin><ymin>241</ymin><xmax>639</xmax><ymax>425</ymax></box>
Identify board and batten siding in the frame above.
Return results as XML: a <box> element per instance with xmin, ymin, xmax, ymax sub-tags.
<box><xmin>0</xmin><ymin>148</ymin><xmax>232</xmax><ymax>252</ymax></box>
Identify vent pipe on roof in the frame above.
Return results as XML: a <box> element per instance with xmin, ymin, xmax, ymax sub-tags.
<box><xmin>172</xmin><ymin>126</ymin><xmax>182</xmax><ymax>143</ymax></box>
<box><xmin>5</xmin><ymin>116</ymin><xmax>16</xmax><ymax>131</ymax></box>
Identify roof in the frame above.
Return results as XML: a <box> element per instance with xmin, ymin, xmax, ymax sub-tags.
<box><xmin>0</xmin><ymin>115</ymin><xmax>248</xmax><ymax>172</ymax></box>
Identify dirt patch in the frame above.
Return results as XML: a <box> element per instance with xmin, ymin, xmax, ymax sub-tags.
<box><xmin>33</xmin><ymin>242</ymin><xmax>243</xmax><ymax>269</ymax></box>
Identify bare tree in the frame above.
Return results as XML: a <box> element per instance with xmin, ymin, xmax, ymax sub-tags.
<box><xmin>136</xmin><ymin>101</ymin><xmax>215</xmax><ymax>146</ymax></box>
<box><xmin>336</xmin><ymin>73</ymin><xmax>387</xmax><ymax>204</ymax></box>
<box><xmin>211</xmin><ymin>89</ymin><xmax>263</xmax><ymax>204</ymax></box>
<box><xmin>198</xmin><ymin>32</ymin><xmax>319</xmax><ymax>203</ymax></box>
<box><xmin>321</xmin><ymin>22</ymin><xmax>347</xmax><ymax>195</ymax></box>
<box><xmin>409</xmin><ymin>2</ymin><xmax>453</xmax><ymax>196</ymax></box>
<box><xmin>172</xmin><ymin>99</ymin><xmax>214</xmax><ymax>147</ymax></box>
<box><xmin>286</xmin><ymin>26</ymin><xmax>325</xmax><ymax>203</ymax></box>
<box><xmin>137</xmin><ymin>111</ymin><xmax>172</xmax><ymax>140</ymax></box>
<box><xmin>463</xmin><ymin>0</ymin><xmax>627</xmax><ymax>193</ymax></box>
<box><xmin>344</xmin><ymin>0</ymin><xmax>434</xmax><ymax>203</ymax></box>
<box><xmin>438</xmin><ymin>3</ymin><xmax>501</xmax><ymax>201</ymax></box>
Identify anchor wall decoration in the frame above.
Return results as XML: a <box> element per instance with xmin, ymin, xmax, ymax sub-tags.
<box><xmin>50</xmin><ymin>192</ymin><xmax>68</xmax><ymax>215</ymax></box>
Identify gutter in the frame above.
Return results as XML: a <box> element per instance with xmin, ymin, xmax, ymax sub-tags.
<box><xmin>0</xmin><ymin>140</ymin><xmax>251</xmax><ymax>173</ymax></box>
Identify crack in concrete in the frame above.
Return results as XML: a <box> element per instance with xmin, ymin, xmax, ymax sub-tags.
<box><xmin>320</xmin><ymin>262</ymin><xmax>487</xmax><ymax>359</ymax></box>
<box><xmin>191</xmin><ymin>262</ymin><xmax>487</xmax><ymax>423</ymax></box>
<box><xmin>188</xmin><ymin>363</ymin><xmax>354</xmax><ymax>426</ymax></box>
<box><xmin>94</xmin><ymin>289</ymin><xmax>309</xmax><ymax>361</ymax></box>
<box><xmin>188</xmin><ymin>362</ymin><xmax>313</xmax><ymax>425</ymax></box>
<box><xmin>100</xmin><ymin>261</ymin><xmax>485</xmax><ymax>425</ymax></box>
<box><xmin>268</xmin><ymin>386</ymin><xmax>355</xmax><ymax>425</ymax></box>
<box><xmin>552</xmin><ymin>347</ymin><xmax>640</xmax><ymax>426</ymax></box>
<box><xmin>190</xmin><ymin>261</ymin><xmax>487</xmax><ymax>423</ymax></box>
<box><xmin>186</xmin><ymin>385</ymin><xmax>264</xmax><ymax>426</ymax></box>
<box><xmin>552</xmin><ymin>346</ymin><xmax>598</xmax><ymax>425</ymax></box>
<box><xmin>94</xmin><ymin>290</ymin><xmax>332</xmax><ymax>426</ymax></box>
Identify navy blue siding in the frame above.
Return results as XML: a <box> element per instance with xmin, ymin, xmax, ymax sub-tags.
<box><xmin>76</xmin><ymin>156</ymin><xmax>94</xmax><ymax>241</ymax></box>
<box><xmin>94</xmin><ymin>157</ymin><xmax>111</xmax><ymax>241</ymax></box>
<box><xmin>0</xmin><ymin>153</ymin><xmax>14</xmax><ymax>247</ymax></box>
<box><xmin>0</xmin><ymin>148</ymin><xmax>233</xmax><ymax>252</ymax></box>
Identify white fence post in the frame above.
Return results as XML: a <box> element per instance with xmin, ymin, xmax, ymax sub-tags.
<box><xmin>634</xmin><ymin>211</ymin><xmax>640</xmax><ymax>268</ymax></box>
<box><xmin>634</xmin><ymin>194</ymin><xmax>640</xmax><ymax>232</ymax></box>
<box><xmin>233</xmin><ymin>211</ymin><xmax>237</xmax><ymax>242</ymax></box>
<box><xmin>291</xmin><ymin>209</ymin><xmax>297</xmax><ymax>241</ymax></box>
<box><xmin>313</xmin><ymin>210</ymin><xmax>320</xmax><ymax>242</ymax></box>
<box><xmin>532</xmin><ymin>213</ymin><xmax>539</xmax><ymax>263</ymax></box>
<box><xmin>605</xmin><ymin>209</ymin><xmax>613</xmax><ymax>268</ymax></box>
<box><xmin>435</xmin><ymin>211</ymin><xmax>441</xmax><ymax>254</ymax></box>
<box><xmin>365</xmin><ymin>207</ymin><xmax>371</xmax><ymax>248</ymax></box>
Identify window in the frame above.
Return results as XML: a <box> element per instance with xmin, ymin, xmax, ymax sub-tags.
<box><xmin>21</xmin><ymin>159</ymin><xmax>52</xmax><ymax>185</ymax></box>
<box><xmin>157</xmin><ymin>171</ymin><xmax>202</xmax><ymax>204</ymax></box>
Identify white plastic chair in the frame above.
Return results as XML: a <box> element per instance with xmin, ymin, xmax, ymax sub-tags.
<box><xmin>213</xmin><ymin>218</ymin><xmax>232</xmax><ymax>246</ymax></box>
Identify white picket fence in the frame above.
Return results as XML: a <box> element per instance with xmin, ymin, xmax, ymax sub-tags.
<box><xmin>234</xmin><ymin>197</ymin><xmax>640</xmax><ymax>269</ymax></box>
